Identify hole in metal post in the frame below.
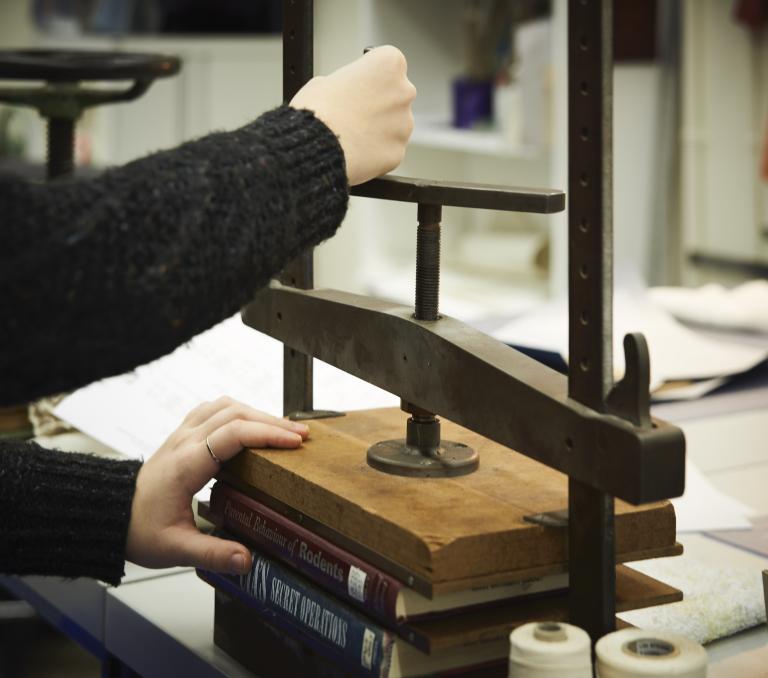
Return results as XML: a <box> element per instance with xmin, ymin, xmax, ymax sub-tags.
<box><xmin>580</xmin><ymin>172</ymin><xmax>589</xmax><ymax>187</ymax></box>
<box><xmin>579</xmin><ymin>218</ymin><xmax>590</xmax><ymax>233</ymax></box>
<box><xmin>580</xmin><ymin>126</ymin><xmax>589</xmax><ymax>140</ymax></box>
<box><xmin>579</xmin><ymin>264</ymin><xmax>589</xmax><ymax>279</ymax></box>
<box><xmin>579</xmin><ymin>36</ymin><xmax>588</xmax><ymax>50</ymax></box>
<box><xmin>277</xmin><ymin>312</ymin><xmax>282</xmax><ymax>321</ymax></box>
<box><xmin>580</xmin><ymin>358</ymin><xmax>590</xmax><ymax>372</ymax></box>
<box><xmin>565</xmin><ymin>437</ymin><xmax>574</xmax><ymax>451</ymax></box>
<box><xmin>579</xmin><ymin>81</ymin><xmax>589</xmax><ymax>95</ymax></box>
<box><xmin>580</xmin><ymin>310</ymin><xmax>590</xmax><ymax>325</ymax></box>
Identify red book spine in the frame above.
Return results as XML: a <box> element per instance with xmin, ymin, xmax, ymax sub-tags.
<box><xmin>209</xmin><ymin>482</ymin><xmax>402</xmax><ymax>625</ymax></box>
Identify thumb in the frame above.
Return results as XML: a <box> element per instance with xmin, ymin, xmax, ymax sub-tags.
<box><xmin>178</xmin><ymin>530</ymin><xmax>252</xmax><ymax>575</ymax></box>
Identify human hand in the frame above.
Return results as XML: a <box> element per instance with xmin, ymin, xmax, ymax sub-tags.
<box><xmin>125</xmin><ymin>397</ymin><xmax>308</xmax><ymax>574</ymax></box>
<box><xmin>290</xmin><ymin>45</ymin><xmax>417</xmax><ymax>186</ymax></box>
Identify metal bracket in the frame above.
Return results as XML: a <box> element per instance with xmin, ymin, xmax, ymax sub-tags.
<box><xmin>287</xmin><ymin>409</ymin><xmax>345</xmax><ymax>422</ymax></box>
<box><xmin>606</xmin><ymin>333</ymin><xmax>652</xmax><ymax>429</ymax></box>
<box><xmin>524</xmin><ymin>509</ymin><xmax>569</xmax><ymax>529</ymax></box>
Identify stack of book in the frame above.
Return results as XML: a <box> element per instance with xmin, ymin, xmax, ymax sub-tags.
<box><xmin>195</xmin><ymin>409</ymin><xmax>683</xmax><ymax>677</ymax></box>
<box><xmin>197</xmin><ymin>481</ymin><xmax>569</xmax><ymax>677</ymax></box>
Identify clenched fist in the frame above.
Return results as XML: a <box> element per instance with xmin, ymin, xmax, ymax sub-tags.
<box><xmin>290</xmin><ymin>45</ymin><xmax>417</xmax><ymax>186</ymax></box>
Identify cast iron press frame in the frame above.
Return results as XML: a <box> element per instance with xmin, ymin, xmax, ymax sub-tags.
<box><xmin>243</xmin><ymin>0</ymin><xmax>686</xmax><ymax>643</ymax></box>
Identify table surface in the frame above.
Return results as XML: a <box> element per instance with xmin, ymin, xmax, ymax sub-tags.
<box><xmin>4</xmin><ymin>385</ymin><xmax>768</xmax><ymax>676</ymax></box>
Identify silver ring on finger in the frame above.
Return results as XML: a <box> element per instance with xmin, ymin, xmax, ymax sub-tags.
<box><xmin>205</xmin><ymin>435</ymin><xmax>222</xmax><ymax>465</ymax></box>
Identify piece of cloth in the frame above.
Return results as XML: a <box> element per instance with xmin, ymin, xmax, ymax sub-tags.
<box><xmin>620</xmin><ymin>554</ymin><xmax>766</xmax><ymax>645</ymax></box>
<box><xmin>0</xmin><ymin>104</ymin><xmax>349</xmax><ymax>584</ymax></box>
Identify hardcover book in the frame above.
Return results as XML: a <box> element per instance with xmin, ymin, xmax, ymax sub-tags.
<box><xmin>197</xmin><ymin>542</ymin><xmax>510</xmax><ymax>675</ymax></box>
<box><xmin>200</xmin><ymin>534</ymin><xmax>682</xmax><ymax>674</ymax></box>
<box><xmin>213</xmin><ymin>588</ymin><xmax>507</xmax><ymax>678</ymax></box>
<box><xmin>203</xmin><ymin>481</ymin><xmax>568</xmax><ymax>625</ymax></box>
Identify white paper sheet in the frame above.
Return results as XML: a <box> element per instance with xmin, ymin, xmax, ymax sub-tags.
<box><xmin>671</xmin><ymin>460</ymin><xmax>756</xmax><ymax>532</ymax></box>
<box><xmin>54</xmin><ymin>315</ymin><xmax>399</xmax><ymax>498</ymax></box>
<box><xmin>650</xmin><ymin>280</ymin><xmax>768</xmax><ymax>334</ymax></box>
<box><xmin>493</xmin><ymin>291</ymin><xmax>768</xmax><ymax>396</ymax></box>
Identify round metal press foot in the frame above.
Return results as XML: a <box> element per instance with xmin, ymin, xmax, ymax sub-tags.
<box><xmin>366</xmin><ymin>438</ymin><xmax>478</xmax><ymax>478</ymax></box>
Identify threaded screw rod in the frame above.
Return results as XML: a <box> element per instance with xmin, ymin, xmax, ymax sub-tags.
<box><xmin>414</xmin><ymin>203</ymin><xmax>441</xmax><ymax>321</ymax></box>
<box><xmin>47</xmin><ymin>117</ymin><xmax>75</xmax><ymax>180</ymax></box>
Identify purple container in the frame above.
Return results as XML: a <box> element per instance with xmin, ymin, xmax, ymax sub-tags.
<box><xmin>452</xmin><ymin>77</ymin><xmax>493</xmax><ymax>129</ymax></box>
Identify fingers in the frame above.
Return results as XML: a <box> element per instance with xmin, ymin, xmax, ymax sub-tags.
<box><xmin>178</xmin><ymin>400</ymin><xmax>307</xmax><ymax>492</ymax></box>
<box><xmin>181</xmin><ymin>397</ymin><xmax>232</xmax><ymax>427</ymax></box>
<box><xmin>365</xmin><ymin>44</ymin><xmax>407</xmax><ymax>74</ymax></box>
<box><xmin>198</xmin><ymin>402</ymin><xmax>309</xmax><ymax>441</ymax></box>
<box><xmin>185</xmin><ymin>419</ymin><xmax>303</xmax><ymax>491</ymax></box>
<box><xmin>208</xmin><ymin>419</ymin><xmax>303</xmax><ymax>463</ymax></box>
<box><xmin>175</xmin><ymin>529</ymin><xmax>252</xmax><ymax>575</ymax></box>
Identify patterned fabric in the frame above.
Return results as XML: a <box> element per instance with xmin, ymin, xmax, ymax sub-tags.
<box><xmin>620</xmin><ymin>553</ymin><xmax>766</xmax><ymax>644</ymax></box>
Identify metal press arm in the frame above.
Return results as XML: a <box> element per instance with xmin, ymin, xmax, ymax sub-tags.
<box><xmin>242</xmin><ymin>284</ymin><xmax>684</xmax><ymax>506</ymax></box>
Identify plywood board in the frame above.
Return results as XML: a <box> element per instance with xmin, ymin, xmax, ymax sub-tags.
<box><xmin>411</xmin><ymin>565</ymin><xmax>681</xmax><ymax>651</ymax></box>
<box><xmin>224</xmin><ymin>408</ymin><xmax>677</xmax><ymax>591</ymax></box>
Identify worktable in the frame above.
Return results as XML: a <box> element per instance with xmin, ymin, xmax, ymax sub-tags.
<box><xmin>2</xmin><ymin>377</ymin><xmax>767</xmax><ymax>677</ymax></box>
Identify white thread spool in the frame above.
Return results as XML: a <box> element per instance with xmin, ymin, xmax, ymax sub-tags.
<box><xmin>508</xmin><ymin>621</ymin><xmax>592</xmax><ymax>677</ymax></box>
<box><xmin>595</xmin><ymin>628</ymin><xmax>707</xmax><ymax>678</ymax></box>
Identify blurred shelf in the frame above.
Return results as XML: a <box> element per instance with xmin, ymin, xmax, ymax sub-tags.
<box><xmin>410</xmin><ymin>115</ymin><xmax>543</xmax><ymax>159</ymax></box>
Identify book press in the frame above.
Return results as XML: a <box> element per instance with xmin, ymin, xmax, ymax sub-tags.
<box><xmin>0</xmin><ymin>1</ymin><xmax>711</xmax><ymax>676</ymax></box>
<box><xmin>205</xmin><ymin>1</ymin><xmax>708</xmax><ymax>676</ymax></box>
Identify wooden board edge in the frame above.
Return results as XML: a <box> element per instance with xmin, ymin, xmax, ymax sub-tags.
<box><xmin>417</xmin><ymin>567</ymin><xmax>682</xmax><ymax>653</ymax></box>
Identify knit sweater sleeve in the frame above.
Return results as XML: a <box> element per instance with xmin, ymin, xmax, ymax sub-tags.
<box><xmin>0</xmin><ymin>440</ymin><xmax>141</xmax><ymax>586</ymax></box>
<box><xmin>0</xmin><ymin>105</ymin><xmax>348</xmax><ymax>406</ymax></box>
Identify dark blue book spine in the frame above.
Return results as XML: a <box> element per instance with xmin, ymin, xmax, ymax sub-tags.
<box><xmin>198</xmin><ymin>552</ymin><xmax>394</xmax><ymax>678</ymax></box>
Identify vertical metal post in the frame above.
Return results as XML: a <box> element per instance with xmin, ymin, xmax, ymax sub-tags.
<box><xmin>47</xmin><ymin>116</ymin><xmax>76</xmax><ymax>180</ymax></box>
<box><xmin>280</xmin><ymin>0</ymin><xmax>315</xmax><ymax>416</ymax></box>
<box><xmin>567</xmin><ymin>0</ymin><xmax>616</xmax><ymax>642</ymax></box>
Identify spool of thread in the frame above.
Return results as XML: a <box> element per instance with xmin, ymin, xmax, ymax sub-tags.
<box><xmin>508</xmin><ymin>621</ymin><xmax>592</xmax><ymax>677</ymax></box>
<box><xmin>595</xmin><ymin>628</ymin><xmax>707</xmax><ymax>678</ymax></box>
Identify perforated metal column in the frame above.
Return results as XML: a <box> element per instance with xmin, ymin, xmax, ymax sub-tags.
<box><xmin>567</xmin><ymin>0</ymin><xmax>617</xmax><ymax>642</ymax></box>
<box><xmin>280</xmin><ymin>0</ymin><xmax>315</xmax><ymax>417</ymax></box>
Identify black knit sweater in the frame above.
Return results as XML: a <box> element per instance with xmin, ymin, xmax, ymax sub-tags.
<box><xmin>0</xmin><ymin>105</ymin><xmax>349</xmax><ymax>585</ymax></box>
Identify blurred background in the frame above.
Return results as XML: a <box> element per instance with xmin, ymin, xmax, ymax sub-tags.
<box><xmin>1</xmin><ymin>2</ymin><xmax>767</xmax><ymax>675</ymax></box>
<box><xmin>0</xmin><ymin>0</ymin><xmax>765</xmax><ymax>325</ymax></box>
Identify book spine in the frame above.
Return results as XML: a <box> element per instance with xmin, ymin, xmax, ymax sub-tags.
<box><xmin>214</xmin><ymin>589</ymin><xmax>353</xmax><ymax>678</ymax></box>
<box><xmin>209</xmin><ymin>481</ymin><xmax>402</xmax><ymax>623</ymax></box>
<box><xmin>198</xmin><ymin>552</ymin><xmax>395</xmax><ymax>678</ymax></box>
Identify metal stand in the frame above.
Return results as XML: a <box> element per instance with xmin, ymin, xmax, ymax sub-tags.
<box><xmin>0</xmin><ymin>50</ymin><xmax>179</xmax><ymax>180</ymax></box>
<box><xmin>258</xmin><ymin>0</ymin><xmax>686</xmax><ymax>649</ymax></box>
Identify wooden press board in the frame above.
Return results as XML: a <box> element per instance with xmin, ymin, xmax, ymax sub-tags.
<box><xmin>223</xmin><ymin>408</ymin><xmax>679</xmax><ymax>594</ymax></box>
